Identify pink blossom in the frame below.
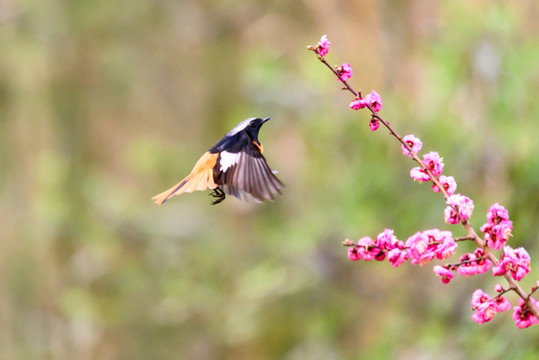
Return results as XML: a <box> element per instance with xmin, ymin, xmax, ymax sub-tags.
<box><xmin>364</xmin><ymin>90</ymin><xmax>382</xmax><ymax>112</ymax></box>
<box><xmin>354</xmin><ymin>236</ymin><xmax>378</xmax><ymax>261</ymax></box>
<box><xmin>472</xmin><ymin>302</ymin><xmax>497</xmax><ymax>324</ymax></box>
<box><xmin>444</xmin><ymin>206</ymin><xmax>460</xmax><ymax>225</ymax></box>
<box><xmin>433</xmin><ymin>265</ymin><xmax>454</xmax><ymax>284</ymax></box>
<box><xmin>481</xmin><ymin>203</ymin><xmax>512</xmax><ymax>250</ymax></box>
<box><xmin>482</xmin><ymin>220</ymin><xmax>512</xmax><ymax>250</ymax></box>
<box><xmin>316</xmin><ymin>34</ymin><xmax>331</xmax><ymax>57</ymax></box>
<box><xmin>347</xmin><ymin>247</ymin><xmax>361</xmax><ymax>261</ymax></box>
<box><xmin>432</xmin><ymin>175</ymin><xmax>457</xmax><ymax>196</ymax></box>
<box><xmin>457</xmin><ymin>253</ymin><xmax>476</xmax><ymax>276</ymax></box>
<box><xmin>494</xmin><ymin>284</ymin><xmax>504</xmax><ymax>293</ymax></box>
<box><xmin>456</xmin><ymin>251</ymin><xmax>491</xmax><ymax>276</ymax></box>
<box><xmin>374</xmin><ymin>249</ymin><xmax>386</xmax><ymax>262</ymax></box>
<box><xmin>401</xmin><ymin>134</ymin><xmax>422</xmax><ymax>157</ymax></box>
<box><xmin>410</xmin><ymin>167</ymin><xmax>431</xmax><ymax>182</ymax></box>
<box><xmin>352</xmin><ymin>236</ymin><xmax>387</xmax><ymax>262</ymax></box>
<box><xmin>472</xmin><ymin>248</ymin><xmax>492</xmax><ymax>274</ymax></box>
<box><xmin>405</xmin><ymin>231</ymin><xmax>434</xmax><ymax>266</ymax></box>
<box><xmin>387</xmin><ymin>248</ymin><xmax>409</xmax><ymax>267</ymax></box>
<box><xmin>512</xmin><ymin>298</ymin><xmax>539</xmax><ymax>328</ymax></box>
<box><xmin>376</xmin><ymin>229</ymin><xmax>398</xmax><ymax>250</ymax></box>
<box><xmin>471</xmin><ymin>289</ymin><xmax>490</xmax><ymax>307</ymax></box>
<box><xmin>486</xmin><ymin>203</ymin><xmax>510</xmax><ymax>224</ymax></box>
<box><xmin>349</xmin><ymin>97</ymin><xmax>367</xmax><ymax>110</ymax></box>
<box><xmin>479</xmin><ymin>223</ymin><xmax>492</xmax><ymax>236</ymax></box>
<box><xmin>470</xmin><ymin>289</ymin><xmax>501</xmax><ymax>324</ymax></box>
<box><xmin>423</xmin><ymin>229</ymin><xmax>456</xmax><ymax>260</ymax></box>
<box><xmin>492</xmin><ymin>246</ymin><xmax>531</xmax><ymax>281</ymax></box>
<box><xmin>422</xmin><ymin>152</ymin><xmax>444</xmax><ymax>177</ymax></box>
<box><xmin>336</xmin><ymin>62</ymin><xmax>353</xmax><ymax>81</ymax></box>
<box><xmin>470</xmin><ymin>289</ymin><xmax>495</xmax><ymax>324</ymax></box>
<box><xmin>491</xmin><ymin>264</ymin><xmax>504</xmax><ymax>276</ymax></box>
<box><xmin>436</xmin><ymin>241</ymin><xmax>458</xmax><ymax>260</ymax></box>
<box><xmin>492</xmin><ymin>221</ymin><xmax>513</xmax><ymax>249</ymax></box>
<box><xmin>494</xmin><ymin>221</ymin><xmax>513</xmax><ymax>242</ymax></box>
<box><xmin>350</xmin><ymin>90</ymin><xmax>381</xmax><ymax>111</ymax></box>
<box><xmin>405</xmin><ymin>229</ymin><xmax>456</xmax><ymax>266</ymax></box>
<box><xmin>369</xmin><ymin>119</ymin><xmax>380</xmax><ymax>131</ymax></box>
<box><xmin>446</xmin><ymin>194</ymin><xmax>474</xmax><ymax>221</ymax></box>
<box><xmin>493</xmin><ymin>296</ymin><xmax>511</xmax><ymax>313</ymax></box>
<box><xmin>470</xmin><ymin>288</ymin><xmax>510</xmax><ymax>325</ymax></box>
<box><xmin>357</xmin><ymin>236</ymin><xmax>374</xmax><ymax>247</ymax></box>
<box><xmin>409</xmin><ymin>153</ymin><xmax>443</xmax><ymax>183</ymax></box>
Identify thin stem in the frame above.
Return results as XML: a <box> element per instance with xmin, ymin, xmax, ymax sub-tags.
<box><xmin>496</xmin><ymin>286</ymin><xmax>516</xmax><ymax>298</ymax></box>
<box><xmin>444</xmin><ymin>256</ymin><xmax>488</xmax><ymax>269</ymax></box>
<box><xmin>455</xmin><ymin>235</ymin><xmax>476</xmax><ymax>242</ymax></box>
<box><xmin>318</xmin><ymin>56</ymin><xmax>359</xmax><ymax>97</ymax></box>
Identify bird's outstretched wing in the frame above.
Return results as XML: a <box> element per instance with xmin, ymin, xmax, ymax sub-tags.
<box><xmin>215</xmin><ymin>150</ymin><xmax>284</xmax><ymax>202</ymax></box>
<box><xmin>152</xmin><ymin>152</ymin><xmax>219</xmax><ymax>205</ymax></box>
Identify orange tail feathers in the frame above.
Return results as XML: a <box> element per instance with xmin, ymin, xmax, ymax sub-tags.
<box><xmin>152</xmin><ymin>152</ymin><xmax>219</xmax><ymax>205</ymax></box>
<box><xmin>152</xmin><ymin>178</ymin><xmax>189</xmax><ymax>205</ymax></box>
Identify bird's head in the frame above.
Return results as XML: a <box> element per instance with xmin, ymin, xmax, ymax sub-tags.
<box><xmin>227</xmin><ymin>117</ymin><xmax>270</xmax><ymax>146</ymax></box>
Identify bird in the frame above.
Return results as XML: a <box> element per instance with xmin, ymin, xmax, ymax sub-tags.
<box><xmin>152</xmin><ymin>117</ymin><xmax>284</xmax><ymax>205</ymax></box>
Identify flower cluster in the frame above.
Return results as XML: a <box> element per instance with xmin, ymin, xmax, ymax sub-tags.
<box><xmin>349</xmin><ymin>90</ymin><xmax>383</xmax><ymax>131</ymax></box>
<box><xmin>347</xmin><ymin>229</ymin><xmax>407</xmax><ymax>266</ymax></box>
<box><xmin>432</xmin><ymin>249</ymin><xmax>492</xmax><ymax>284</ymax></box>
<box><xmin>480</xmin><ymin>203</ymin><xmax>513</xmax><ymax>250</ymax></box>
<box><xmin>347</xmin><ymin>228</ymin><xmax>457</xmax><ymax>268</ymax></box>
<box><xmin>456</xmin><ymin>249</ymin><xmax>491</xmax><ymax>276</ymax></box>
<box><xmin>513</xmin><ymin>297</ymin><xmax>539</xmax><ymax>328</ymax></box>
<box><xmin>349</xmin><ymin>90</ymin><xmax>383</xmax><ymax>112</ymax></box>
<box><xmin>492</xmin><ymin>246</ymin><xmax>531</xmax><ymax>281</ymax></box>
<box><xmin>407</xmin><ymin>229</ymin><xmax>456</xmax><ymax>265</ymax></box>
<box><xmin>310</xmin><ymin>34</ymin><xmax>538</xmax><ymax>328</ymax></box>
<box><xmin>445</xmin><ymin>194</ymin><xmax>475</xmax><ymax>223</ymax></box>
<box><xmin>405</xmin><ymin>141</ymin><xmax>473</xmax><ymax>225</ymax></box>
<box><xmin>410</xmin><ymin>152</ymin><xmax>443</xmax><ymax>182</ymax></box>
<box><xmin>470</xmin><ymin>288</ymin><xmax>511</xmax><ymax>324</ymax></box>
<box><xmin>406</xmin><ymin>146</ymin><xmax>474</xmax><ymax>225</ymax></box>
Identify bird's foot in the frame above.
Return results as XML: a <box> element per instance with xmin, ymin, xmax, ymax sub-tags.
<box><xmin>210</xmin><ymin>188</ymin><xmax>226</xmax><ymax>205</ymax></box>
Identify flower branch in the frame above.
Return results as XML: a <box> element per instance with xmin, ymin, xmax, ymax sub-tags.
<box><xmin>308</xmin><ymin>34</ymin><xmax>539</xmax><ymax>326</ymax></box>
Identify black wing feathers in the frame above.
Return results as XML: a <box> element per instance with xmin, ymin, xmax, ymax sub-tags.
<box><xmin>214</xmin><ymin>151</ymin><xmax>284</xmax><ymax>202</ymax></box>
<box><xmin>235</xmin><ymin>152</ymin><xmax>283</xmax><ymax>201</ymax></box>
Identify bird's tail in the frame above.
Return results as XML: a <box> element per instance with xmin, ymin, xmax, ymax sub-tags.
<box><xmin>151</xmin><ymin>178</ymin><xmax>190</xmax><ymax>205</ymax></box>
<box><xmin>152</xmin><ymin>152</ymin><xmax>219</xmax><ymax>205</ymax></box>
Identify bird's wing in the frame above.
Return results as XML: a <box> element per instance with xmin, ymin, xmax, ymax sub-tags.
<box><xmin>152</xmin><ymin>152</ymin><xmax>219</xmax><ymax>205</ymax></box>
<box><xmin>215</xmin><ymin>150</ymin><xmax>284</xmax><ymax>202</ymax></box>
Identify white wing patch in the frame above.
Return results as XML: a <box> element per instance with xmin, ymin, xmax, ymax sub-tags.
<box><xmin>219</xmin><ymin>151</ymin><xmax>240</xmax><ymax>172</ymax></box>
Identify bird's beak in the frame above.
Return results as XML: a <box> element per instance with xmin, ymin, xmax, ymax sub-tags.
<box><xmin>262</xmin><ymin>117</ymin><xmax>270</xmax><ymax>123</ymax></box>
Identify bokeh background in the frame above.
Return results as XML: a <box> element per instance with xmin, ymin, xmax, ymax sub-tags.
<box><xmin>1</xmin><ymin>0</ymin><xmax>539</xmax><ymax>359</ymax></box>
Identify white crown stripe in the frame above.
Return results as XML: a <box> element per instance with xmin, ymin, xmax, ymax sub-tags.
<box><xmin>226</xmin><ymin>118</ymin><xmax>257</xmax><ymax>136</ymax></box>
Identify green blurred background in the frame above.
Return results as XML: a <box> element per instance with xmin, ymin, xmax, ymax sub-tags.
<box><xmin>1</xmin><ymin>0</ymin><xmax>539</xmax><ymax>359</ymax></box>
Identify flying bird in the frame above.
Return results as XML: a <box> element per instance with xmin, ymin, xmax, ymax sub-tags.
<box><xmin>152</xmin><ymin>117</ymin><xmax>284</xmax><ymax>205</ymax></box>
